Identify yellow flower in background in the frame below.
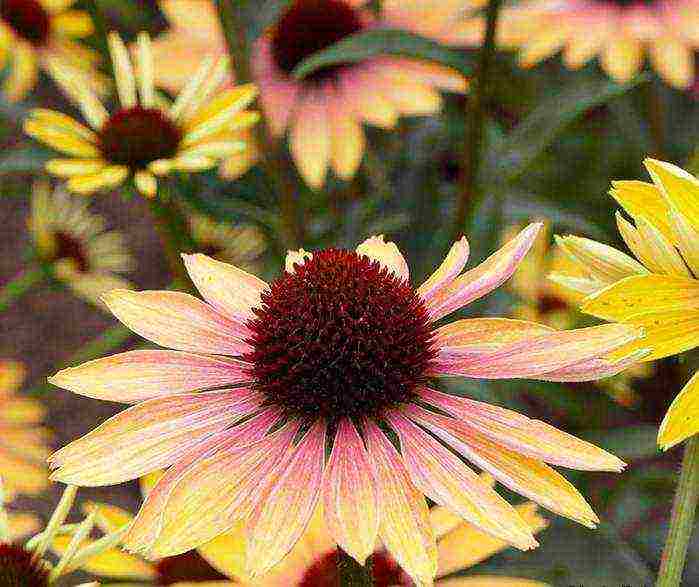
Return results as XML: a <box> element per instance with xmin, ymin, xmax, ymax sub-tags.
<box><xmin>28</xmin><ymin>181</ymin><xmax>135</xmax><ymax>307</ymax></box>
<box><xmin>553</xmin><ymin>159</ymin><xmax>699</xmax><ymax>449</ymax></box>
<box><xmin>24</xmin><ymin>31</ymin><xmax>259</xmax><ymax>197</ymax></box>
<box><xmin>56</xmin><ymin>472</ymin><xmax>548</xmax><ymax>586</ymax></box>
<box><xmin>0</xmin><ymin>360</ymin><xmax>50</xmax><ymax>501</ymax></box>
<box><xmin>494</xmin><ymin>0</ymin><xmax>699</xmax><ymax>88</ymax></box>
<box><xmin>508</xmin><ymin>223</ymin><xmax>652</xmax><ymax>408</ymax></box>
<box><xmin>0</xmin><ymin>0</ymin><xmax>100</xmax><ymax>102</ymax></box>
<box><xmin>149</xmin><ymin>0</ymin><xmax>477</xmax><ymax>189</ymax></box>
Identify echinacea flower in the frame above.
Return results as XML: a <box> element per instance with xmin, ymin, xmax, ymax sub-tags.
<box><xmin>0</xmin><ymin>0</ymin><xmax>100</xmax><ymax>102</ymax></box>
<box><xmin>28</xmin><ymin>181</ymin><xmax>135</xmax><ymax>307</ymax></box>
<box><xmin>54</xmin><ymin>474</ymin><xmax>548</xmax><ymax>587</ymax></box>
<box><xmin>24</xmin><ymin>31</ymin><xmax>259</xmax><ymax>197</ymax></box>
<box><xmin>553</xmin><ymin>159</ymin><xmax>699</xmax><ymax>449</ymax></box>
<box><xmin>49</xmin><ymin>224</ymin><xmax>644</xmax><ymax>585</ymax></box>
<box><xmin>495</xmin><ymin>0</ymin><xmax>699</xmax><ymax>88</ymax></box>
<box><xmin>506</xmin><ymin>222</ymin><xmax>652</xmax><ymax>407</ymax></box>
<box><xmin>0</xmin><ymin>360</ymin><xmax>50</xmax><ymax>501</ymax></box>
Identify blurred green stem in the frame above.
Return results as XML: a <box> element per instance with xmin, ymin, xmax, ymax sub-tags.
<box><xmin>644</xmin><ymin>80</ymin><xmax>665</xmax><ymax>159</ymax></box>
<box><xmin>657</xmin><ymin>436</ymin><xmax>699</xmax><ymax>587</ymax></box>
<box><xmin>0</xmin><ymin>266</ymin><xmax>44</xmax><ymax>312</ymax></box>
<box><xmin>84</xmin><ymin>0</ymin><xmax>112</xmax><ymax>75</ymax></box>
<box><xmin>452</xmin><ymin>0</ymin><xmax>502</xmax><ymax>241</ymax></box>
<box><xmin>338</xmin><ymin>549</ymin><xmax>373</xmax><ymax>586</ymax></box>
<box><xmin>214</xmin><ymin>0</ymin><xmax>304</xmax><ymax>250</ymax></box>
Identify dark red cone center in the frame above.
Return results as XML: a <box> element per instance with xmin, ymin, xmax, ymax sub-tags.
<box><xmin>53</xmin><ymin>231</ymin><xmax>90</xmax><ymax>273</ymax></box>
<box><xmin>0</xmin><ymin>0</ymin><xmax>51</xmax><ymax>46</ymax></box>
<box><xmin>299</xmin><ymin>550</ymin><xmax>412</xmax><ymax>587</ymax></box>
<box><xmin>155</xmin><ymin>551</ymin><xmax>229</xmax><ymax>585</ymax></box>
<box><xmin>0</xmin><ymin>543</ymin><xmax>50</xmax><ymax>587</ymax></box>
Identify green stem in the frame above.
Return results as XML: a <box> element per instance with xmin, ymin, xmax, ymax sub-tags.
<box><xmin>84</xmin><ymin>0</ymin><xmax>113</xmax><ymax>76</ymax></box>
<box><xmin>644</xmin><ymin>79</ymin><xmax>665</xmax><ymax>159</ymax></box>
<box><xmin>657</xmin><ymin>436</ymin><xmax>699</xmax><ymax>587</ymax></box>
<box><xmin>338</xmin><ymin>548</ymin><xmax>373</xmax><ymax>587</ymax></box>
<box><xmin>0</xmin><ymin>266</ymin><xmax>45</xmax><ymax>312</ymax></box>
<box><xmin>214</xmin><ymin>0</ymin><xmax>304</xmax><ymax>250</ymax></box>
<box><xmin>452</xmin><ymin>0</ymin><xmax>502</xmax><ymax>241</ymax></box>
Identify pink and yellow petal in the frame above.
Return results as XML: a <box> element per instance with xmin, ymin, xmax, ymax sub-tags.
<box><xmin>418</xmin><ymin>237</ymin><xmax>470</xmax><ymax>302</ymax></box>
<box><xmin>356</xmin><ymin>235</ymin><xmax>409</xmax><ymax>281</ymax></box>
<box><xmin>290</xmin><ymin>87</ymin><xmax>331</xmax><ymax>189</ymax></box>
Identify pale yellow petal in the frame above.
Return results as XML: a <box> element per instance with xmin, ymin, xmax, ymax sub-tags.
<box><xmin>46</xmin><ymin>158</ymin><xmax>106</xmax><ymax>177</ymax></box>
<box><xmin>66</xmin><ymin>166</ymin><xmax>129</xmax><ymax>195</ymax></box>
<box><xmin>600</xmin><ymin>36</ymin><xmax>644</xmax><ymax>83</ymax></box>
<box><xmin>644</xmin><ymin>158</ymin><xmax>699</xmax><ymax>233</ymax></box>
<box><xmin>108</xmin><ymin>32</ymin><xmax>137</xmax><ymax>108</ymax></box>
<box><xmin>649</xmin><ymin>37</ymin><xmax>693</xmax><ymax>89</ymax></box>
<box><xmin>356</xmin><ymin>235</ymin><xmax>409</xmax><ymax>281</ymax></box>
<box><xmin>134</xmin><ymin>170</ymin><xmax>157</xmax><ymax>198</ymax></box>
<box><xmin>24</xmin><ymin>119</ymin><xmax>100</xmax><ymax>158</ymax></box>
<box><xmin>610</xmin><ymin>179</ymin><xmax>673</xmax><ymax>241</ymax></box>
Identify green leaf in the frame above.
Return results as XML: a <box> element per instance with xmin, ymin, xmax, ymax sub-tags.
<box><xmin>292</xmin><ymin>29</ymin><xmax>471</xmax><ymax>80</ymax></box>
<box><xmin>482</xmin><ymin>74</ymin><xmax>648</xmax><ymax>185</ymax></box>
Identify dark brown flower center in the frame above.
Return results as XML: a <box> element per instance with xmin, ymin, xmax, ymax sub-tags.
<box><xmin>0</xmin><ymin>0</ymin><xmax>51</xmax><ymax>46</ymax></box>
<box><xmin>0</xmin><ymin>543</ymin><xmax>50</xmax><ymax>587</ymax></box>
<box><xmin>299</xmin><ymin>550</ymin><xmax>412</xmax><ymax>587</ymax></box>
<box><xmin>155</xmin><ymin>551</ymin><xmax>229</xmax><ymax>585</ymax></box>
<box><xmin>595</xmin><ymin>0</ymin><xmax>656</xmax><ymax>6</ymax></box>
<box><xmin>271</xmin><ymin>0</ymin><xmax>364</xmax><ymax>82</ymax></box>
<box><xmin>245</xmin><ymin>249</ymin><xmax>436</xmax><ymax>422</ymax></box>
<box><xmin>98</xmin><ymin>106</ymin><xmax>182</xmax><ymax>169</ymax></box>
<box><xmin>53</xmin><ymin>231</ymin><xmax>90</xmax><ymax>273</ymax></box>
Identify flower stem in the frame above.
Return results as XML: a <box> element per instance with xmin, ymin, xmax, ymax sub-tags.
<box><xmin>214</xmin><ymin>0</ymin><xmax>304</xmax><ymax>250</ymax></box>
<box><xmin>84</xmin><ymin>0</ymin><xmax>112</xmax><ymax>75</ymax></box>
<box><xmin>338</xmin><ymin>548</ymin><xmax>373</xmax><ymax>586</ymax></box>
<box><xmin>0</xmin><ymin>266</ymin><xmax>45</xmax><ymax>313</ymax></box>
<box><xmin>452</xmin><ymin>0</ymin><xmax>502</xmax><ymax>241</ymax></box>
<box><xmin>657</xmin><ymin>435</ymin><xmax>699</xmax><ymax>587</ymax></box>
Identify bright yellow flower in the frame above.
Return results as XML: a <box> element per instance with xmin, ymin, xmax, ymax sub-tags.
<box><xmin>24</xmin><ymin>31</ymin><xmax>259</xmax><ymax>197</ymax></box>
<box><xmin>56</xmin><ymin>473</ymin><xmax>548</xmax><ymax>586</ymax></box>
<box><xmin>28</xmin><ymin>181</ymin><xmax>135</xmax><ymax>307</ymax></box>
<box><xmin>493</xmin><ymin>0</ymin><xmax>699</xmax><ymax>88</ymax></box>
<box><xmin>553</xmin><ymin>159</ymin><xmax>699</xmax><ymax>448</ymax></box>
<box><xmin>0</xmin><ymin>0</ymin><xmax>100</xmax><ymax>102</ymax></box>
<box><xmin>0</xmin><ymin>360</ymin><xmax>50</xmax><ymax>501</ymax></box>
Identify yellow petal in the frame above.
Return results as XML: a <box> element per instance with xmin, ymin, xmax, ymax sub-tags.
<box><xmin>330</xmin><ymin>108</ymin><xmax>365</xmax><ymax>180</ymax></box>
<box><xmin>82</xmin><ymin>501</ymin><xmax>135</xmax><ymax>534</ymax></box>
<box><xmin>644</xmin><ymin>158</ymin><xmax>699</xmax><ymax>233</ymax></box>
<box><xmin>600</xmin><ymin>36</ymin><xmax>643</xmax><ymax>83</ymax></box>
<box><xmin>66</xmin><ymin>166</ymin><xmax>129</xmax><ymax>195</ymax></box>
<box><xmin>108</xmin><ymin>32</ymin><xmax>137</xmax><ymax>108</ymax></box>
<box><xmin>134</xmin><ymin>170</ymin><xmax>157</xmax><ymax>198</ymax></box>
<box><xmin>3</xmin><ymin>41</ymin><xmax>38</xmax><ymax>103</ymax></box>
<box><xmin>25</xmin><ymin>119</ymin><xmax>100</xmax><ymax>158</ymax></box>
<box><xmin>290</xmin><ymin>90</ymin><xmax>330</xmax><ymax>190</ymax></box>
<box><xmin>46</xmin><ymin>158</ymin><xmax>106</xmax><ymax>177</ymax></box>
<box><xmin>609</xmin><ymin>179</ymin><xmax>673</xmax><ymax>241</ymax></box>
<box><xmin>197</xmin><ymin>523</ymin><xmax>248</xmax><ymax>581</ymax></box>
<box><xmin>649</xmin><ymin>37</ymin><xmax>693</xmax><ymax>89</ymax></box>
<box><xmin>659</xmin><ymin>371</ymin><xmax>699</xmax><ymax>449</ymax></box>
<box><xmin>51</xmin><ymin>11</ymin><xmax>94</xmax><ymax>38</ymax></box>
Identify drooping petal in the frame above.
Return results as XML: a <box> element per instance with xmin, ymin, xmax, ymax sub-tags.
<box><xmin>181</xmin><ymin>253</ymin><xmax>267</xmax><ymax>322</ymax></box>
<box><xmin>125</xmin><ymin>409</ymin><xmax>279</xmax><ymax>553</ymax></box>
<box><xmin>386</xmin><ymin>411</ymin><xmax>537</xmax><ymax>550</ymax></box>
<box><xmin>246</xmin><ymin>422</ymin><xmax>326</xmax><ymax>578</ymax></box>
<box><xmin>146</xmin><ymin>419</ymin><xmax>298</xmax><ymax>558</ymax></box>
<box><xmin>426</xmin><ymin>223</ymin><xmax>542</xmax><ymax>321</ymax></box>
<box><xmin>364</xmin><ymin>419</ymin><xmax>438</xmax><ymax>586</ymax></box>
<box><xmin>49</xmin><ymin>350</ymin><xmax>250</xmax><ymax>403</ymax></box>
<box><xmin>102</xmin><ymin>289</ymin><xmax>251</xmax><ymax>354</ymax></box>
<box><xmin>289</xmin><ymin>87</ymin><xmax>330</xmax><ymax>190</ymax></box>
<box><xmin>659</xmin><ymin>371</ymin><xmax>699</xmax><ymax>450</ymax></box>
<box><xmin>410</xmin><ymin>407</ymin><xmax>599</xmax><ymax>528</ymax></box>
<box><xmin>356</xmin><ymin>235</ymin><xmax>409</xmax><ymax>281</ymax></box>
<box><xmin>417</xmin><ymin>236</ymin><xmax>469</xmax><ymax>302</ymax></box>
<box><xmin>417</xmin><ymin>389</ymin><xmax>624</xmax><ymax>471</ymax></box>
<box><xmin>322</xmin><ymin>418</ymin><xmax>378</xmax><ymax>564</ymax></box>
<box><xmin>49</xmin><ymin>389</ymin><xmax>261</xmax><ymax>486</ymax></box>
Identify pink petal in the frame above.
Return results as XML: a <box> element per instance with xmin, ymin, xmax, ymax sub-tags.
<box><xmin>125</xmin><ymin>409</ymin><xmax>279</xmax><ymax>553</ymax></box>
<box><xmin>290</xmin><ymin>86</ymin><xmax>331</xmax><ymax>189</ymax></box>
<box><xmin>433</xmin><ymin>317</ymin><xmax>552</xmax><ymax>349</ymax></box>
<box><xmin>539</xmin><ymin>348</ymin><xmax>651</xmax><ymax>382</ymax></box>
<box><xmin>181</xmin><ymin>253</ymin><xmax>268</xmax><ymax>324</ymax></box>
<box><xmin>364</xmin><ymin>419</ymin><xmax>437</xmax><ymax>586</ymax></box>
<box><xmin>417</xmin><ymin>236</ymin><xmax>470</xmax><ymax>302</ymax></box>
<box><xmin>386</xmin><ymin>411</ymin><xmax>538</xmax><ymax>550</ymax></box>
<box><xmin>417</xmin><ymin>389</ymin><xmax>625</xmax><ymax>471</ymax></box>
<box><xmin>246</xmin><ymin>422</ymin><xmax>327</xmax><ymax>578</ymax></box>
<box><xmin>426</xmin><ymin>223</ymin><xmax>542</xmax><ymax>321</ymax></box>
<box><xmin>48</xmin><ymin>350</ymin><xmax>252</xmax><ymax>403</ymax></box>
<box><xmin>322</xmin><ymin>418</ymin><xmax>379</xmax><ymax>564</ymax></box>
<box><xmin>102</xmin><ymin>289</ymin><xmax>251</xmax><ymax>355</ymax></box>
<box><xmin>147</xmin><ymin>419</ymin><xmax>299</xmax><ymax>558</ymax></box>
<box><xmin>49</xmin><ymin>389</ymin><xmax>261</xmax><ymax>486</ymax></box>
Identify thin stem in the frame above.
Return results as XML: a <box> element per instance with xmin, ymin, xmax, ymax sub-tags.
<box><xmin>214</xmin><ymin>0</ymin><xmax>304</xmax><ymax>249</ymax></box>
<box><xmin>657</xmin><ymin>436</ymin><xmax>699</xmax><ymax>587</ymax></box>
<box><xmin>452</xmin><ymin>0</ymin><xmax>502</xmax><ymax>241</ymax></box>
<box><xmin>338</xmin><ymin>548</ymin><xmax>373</xmax><ymax>587</ymax></box>
<box><xmin>0</xmin><ymin>266</ymin><xmax>45</xmax><ymax>312</ymax></box>
<box><xmin>84</xmin><ymin>0</ymin><xmax>113</xmax><ymax>76</ymax></box>
<box><xmin>644</xmin><ymin>80</ymin><xmax>665</xmax><ymax>159</ymax></box>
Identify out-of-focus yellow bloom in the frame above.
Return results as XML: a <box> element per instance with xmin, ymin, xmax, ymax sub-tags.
<box><xmin>0</xmin><ymin>0</ymin><xmax>101</xmax><ymax>102</ymax></box>
<box><xmin>507</xmin><ymin>222</ymin><xmax>652</xmax><ymax>407</ymax></box>
<box><xmin>24</xmin><ymin>31</ymin><xmax>259</xmax><ymax>197</ymax></box>
<box><xmin>0</xmin><ymin>360</ymin><xmax>50</xmax><ymax>501</ymax></box>
<box><xmin>28</xmin><ymin>181</ymin><xmax>134</xmax><ymax>307</ymax></box>
<box><xmin>554</xmin><ymin>159</ymin><xmax>699</xmax><ymax>448</ymax></box>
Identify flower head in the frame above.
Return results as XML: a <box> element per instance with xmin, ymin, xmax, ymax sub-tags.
<box><xmin>494</xmin><ymin>0</ymin><xmax>699</xmax><ymax>88</ymax></box>
<box><xmin>49</xmin><ymin>225</ymin><xmax>642</xmax><ymax>584</ymax></box>
<box><xmin>150</xmin><ymin>0</ymin><xmax>475</xmax><ymax>189</ymax></box>
<box><xmin>0</xmin><ymin>360</ymin><xmax>50</xmax><ymax>501</ymax></box>
<box><xmin>554</xmin><ymin>159</ymin><xmax>699</xmax><ymax>449</ymax></box>
<box><xmin>28</xmin><ymin>181</ymin><xmax>135</xmax><ymax>306</ymax></box>
<box><xmin>0</xmin><ymin>0</ymin><xmax>101</xmax><ymax>102</ymax></box>
<box><xmin>24</xmin><ymin>31</ymin><xmax>259</xmax><ymax>197</ymax></box>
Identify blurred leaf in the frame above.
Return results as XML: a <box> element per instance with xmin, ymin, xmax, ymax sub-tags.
<box><xmin>579</xmin><ymin>425</ymin><xmax>659</xmax><ymax>461</ymax></box>
<box><xmin>483</xmin><ymin>75</ymin><xmax>647</xmax><ymax>186</ymax></box>
<box><xmin>292</xmin><ymin>29</ymin><xmax>471</xmax><ymax>79</ymax></box>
